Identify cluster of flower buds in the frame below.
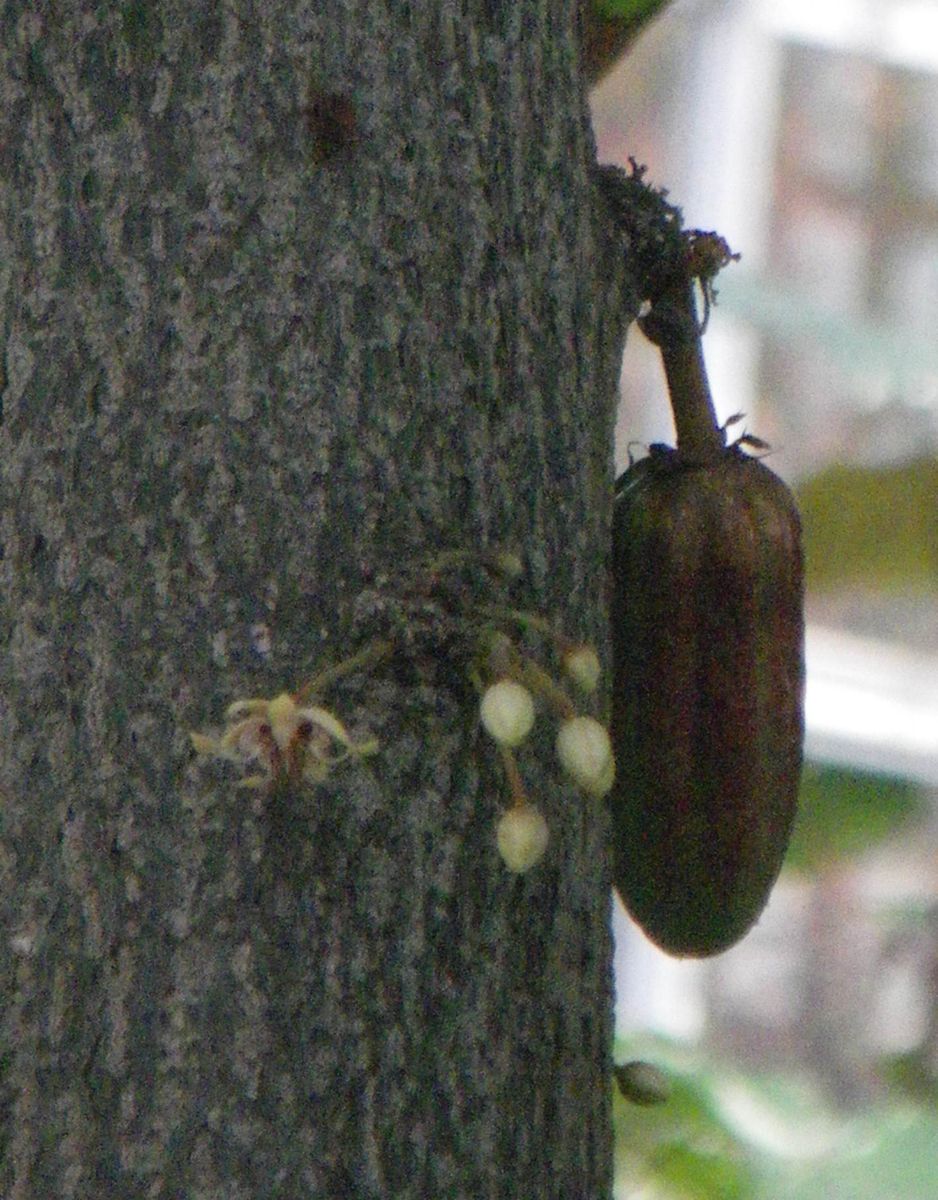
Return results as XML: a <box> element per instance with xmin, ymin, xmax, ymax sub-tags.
<box><xmin>476</xmin><ymin>627</ymin><xmax>614</xmax><ymax>875</ymax></box>
<box><xmin>188</xmin><ymin>551</ymin><xmax>611</xmax><ymax>885</ymax></box>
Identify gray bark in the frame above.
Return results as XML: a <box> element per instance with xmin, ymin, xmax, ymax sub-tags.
<box><xmin>0</xmin><ymin>2</ymin><xmax>634</xmax><ymax>1196</ymax></box>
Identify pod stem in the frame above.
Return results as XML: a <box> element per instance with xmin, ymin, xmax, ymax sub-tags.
<box><xmin>641</xmin><ymin>280</ymin><xmax>724</xmax><ymax>462</ymax></box>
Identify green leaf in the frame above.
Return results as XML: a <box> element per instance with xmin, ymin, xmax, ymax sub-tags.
<box><xmin>796</xmin><ymin>459</ymin><xmax>938</xmax><ymax>592</ymax></box>
<box><xmin>585</xmin><ymin>0</ymin><xmax>676</xmax><ymax>84</ymax></box>
<box><xmin>650</xmin><ymin>1141</ymin><xmax>753</xmax><ymax>1200</ymax></box>
<box><xmin>593</xmin><ymin>0</ymin><xmax>672</xmax><ymax>22</ymax></box>
<box><xmin>879</xmin><ymin>1050</ymin><xmax>938</xmax><ymax>1106</ymax></box>
<box><xmin>785</xmin><ymin>763</ymin><xmax>926</xmax><ymax>872</ymax></box>
<box><xmin>611</xmin><ymin>1038</ymin><xmax>938</xmax><ymax>1200</ymax></box>
<box><xmin>773</xmin><ymin>1109</ymin><xmax>938</xmax><ymax>1200</ymax></box>
<box><xmin>613</xmin><ymin>1051</ymin><xmax>759</xmax><ymax>1200</ymax></box>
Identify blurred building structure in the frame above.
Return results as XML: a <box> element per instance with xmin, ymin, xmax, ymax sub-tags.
<box><xmin>595</xmin><ymin>0</ymin><xmax>938</xmax><ymax>478</ymax></box>
<box><xmin>594</xmin><ymin>0</ymin><xmax>938</xmax><ymax>1108</ymax></box>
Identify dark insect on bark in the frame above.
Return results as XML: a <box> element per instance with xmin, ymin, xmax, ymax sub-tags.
<box><xmin>610</xmin><ymin>263</ymin><xmax>804</xmax><ymax>957</ymax></box>
<box><xmin>305</xmin><ymin>90</ymin><xmax>358</xmax><ymax>162</ymax></box>
<box><xmin>613</xmin><ymin>1060</ymin><xmax>670</xmax><ymax>1106</ymax></box>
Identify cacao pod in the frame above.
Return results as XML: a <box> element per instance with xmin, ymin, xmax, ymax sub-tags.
<box><xmin>611</xmin><ymin>444</ymin><xmax>804</xmax><ymax>956</ymax></box>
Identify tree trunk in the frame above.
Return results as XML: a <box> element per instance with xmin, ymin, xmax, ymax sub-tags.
<box><xmin>0</xmin><ymin>2</ymin><xmax>634</xmax><ymax>1196</ymax></box>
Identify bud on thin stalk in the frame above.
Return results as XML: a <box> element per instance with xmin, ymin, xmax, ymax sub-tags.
<box><xmin>562</xmin><ymin>645</ymin><xmax>602</xmax><ymax>693</ymax></box>
<box><xmin>496</xmin><ymin>804</ymin><xmax>550</xmax><ymax>873</ymax></box>
<box><xmin>479</xmin><ymin>679</ymin><xmax>535</xmax><ymax>747</ymax></box>
<box><xmin>556</xmin><ymin>716</ymin><xmax>615</xmax><ymax>797</ymax></box>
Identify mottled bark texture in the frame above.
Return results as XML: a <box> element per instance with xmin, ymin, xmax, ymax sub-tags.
<box><xmin>0</xmin><ymin>2</ymin><xmax>635</xmax><ymax>1197</ymax></box>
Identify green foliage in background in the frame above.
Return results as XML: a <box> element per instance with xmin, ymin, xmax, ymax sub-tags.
<box><xmin>796</xmin><ymin>458</ymin><xmax>938</xmax><ymax>592</ymax></box>
<box><xmin>785</xmin><ymin>763</ymin><xmax>927</xmax><ymax>873</ymax></box>
<box><xmin>585</xmin><ymin>0</ymin><xmax>677</xmax><ymax>82</ymax></box>
<box><xmin>756</xmin><ymin>1105</ymin><xmax>938</xmax><ymax>1200</ymax></box>
<box><xmin>614</xmin><ymin>1038</ymin><xmax>938</xmax><ymax>1200</ymax></box>
<box><xmin>880</xmin><ymin>1046</ymin><xmax>938</xmax><ymax>1108</ymax></box>
<box><xmin>593</xmin><ymin>0</ymin><xmax>672</xmax><ymax>20</ymax></box>
<box><xmin>613</xmin><ymin>1047</ymin><xmax>759</xmax><ymax>1199</ymax></box>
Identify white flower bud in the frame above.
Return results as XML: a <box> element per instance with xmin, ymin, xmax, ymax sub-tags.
<box><xmin>556</xmin><ymin>716</ymin><xmax>614</xmax><ymax>796</ymax></box>
<box><xmin>496</xmin><ymin>805</ymin><xmax>549</xmax><ymax>873</ymax></box>
<box><xmin>563</xmin><ymin>645</ymin><xmax>601</xmax><ymax>693</ymax></box>
<box><xmin>493</xmin><ymin>550</ymin><xmax>524</xmax><ymax>578</ymax></box>
<box><xmin>479</xmin><ymin>680</ymin><xmax>535</xmax><ymax>747</ymax></box>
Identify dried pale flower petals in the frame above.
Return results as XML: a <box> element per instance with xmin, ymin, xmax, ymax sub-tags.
<box><xmin>191</xmin><ymin>690</ymin><xmax>377</xmax><ymax>788</ymax></box>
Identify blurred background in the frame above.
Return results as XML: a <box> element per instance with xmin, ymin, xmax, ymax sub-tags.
<box><xmin>589</xmin><ymin>1</ymin><xmax>938</xmax><ymax>1195</ymax></box>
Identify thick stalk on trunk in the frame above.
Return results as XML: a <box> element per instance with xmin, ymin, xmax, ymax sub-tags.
<box><xmin>0</xmin><ymin>2</ymin><xmax>634</xmax><ymax>1196</ymax></box>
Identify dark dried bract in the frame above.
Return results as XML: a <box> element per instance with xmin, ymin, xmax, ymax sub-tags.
<box><xmin>306</xmin><ymin>91</ymin><xmax>358</xmax><ymax>162</ymax></box>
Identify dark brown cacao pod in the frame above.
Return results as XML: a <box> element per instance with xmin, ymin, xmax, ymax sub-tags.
<box><xmin>611</xmin><ymin>445</ymin><xmax>804</xmax><ymax>956</ymax></box>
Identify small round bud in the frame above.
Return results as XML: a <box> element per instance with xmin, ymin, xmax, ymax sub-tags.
<box><xmin>480</xmin><ymin>680</ymin><xmax>535</xmax><ymax>747</ymax></box>
<box><xmin>613</xmin><ymin>1061</ymin><xmax>670</xmax><ymax>1106</ymax></box>
<box><xmin>496</xmin><ymin>805</ymin><xmax>549</xmax><ymax>873</ymax></box>
<box><xmin>556</xmin><ymin>716</ymin><xmax>614</xmax><ymax>796</ymax></box>
<box><xmin>563</xmin><ymin>644</ymin><xmax>601</xmax><ymax>693</ymax></box>
<box><xmin>493</xmin><ymin>549</ymin><xmax>524</xmax><ymax>578</ymax></box>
